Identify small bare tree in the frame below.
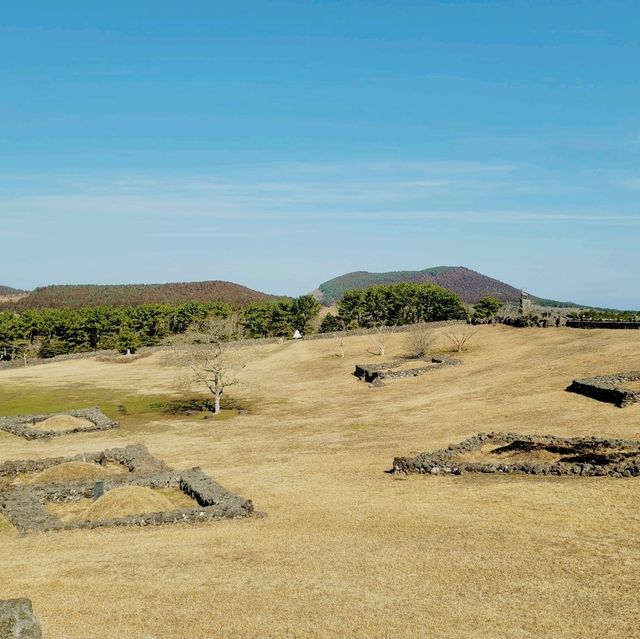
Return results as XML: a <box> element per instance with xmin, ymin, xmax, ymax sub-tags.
<box><xmin>335</xmin><ymin>320</ymin><xmax>348</xmax><ymax>358</ymax></box>
<box><xmin>368</xmin><ymin>323</ymin><xmax>394</xmax><ymax>357</ymax></box>
<box><xmin>178</xmin><ymin>317</ymin><xmax>246</xmax><ymax>415</ymax></box>
<box><xmin>446</xmin><ymin>327</ymin><xmax>478</xmax><ymax>353</ymax></box>
<box><xmin>405</xmin><ymin>327</ymin><xmax>434</xmax><ymax>359</ymax></box>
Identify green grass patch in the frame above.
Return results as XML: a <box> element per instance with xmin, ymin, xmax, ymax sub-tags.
<box><xmin>0</xmin><ymin>385</ymin><xmax>245</xmax><ymax>433</ymax></box>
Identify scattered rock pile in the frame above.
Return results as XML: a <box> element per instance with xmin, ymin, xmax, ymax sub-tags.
<box><xmin>566</xmin><ymin>372</ymin><xmax>640</xmax><ymax>407</ymax></box>
<box><xmin>391</xmin><ymin>432</ymin><xmax>640</xmax><ymax>477</ymax></box>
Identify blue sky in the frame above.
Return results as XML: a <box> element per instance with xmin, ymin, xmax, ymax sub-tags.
<box><xmin>1</xmin><ymin>1</ymin><xmax>638</xmax><ymax>308</ymax></box>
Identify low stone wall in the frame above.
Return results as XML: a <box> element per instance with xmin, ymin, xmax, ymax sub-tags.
<box><xmin>0</xmin><ymin>598</ymin><xmax>42</xmax><ymax>638</ymax></box>
<box><xmin>0</xmin><ymin>444</ymin><xmax>168</xmax><ymax>479</ymax></box>
<box><xmin>0</xmin><ymin>446</ymin><xmax>257</xmax><ymax>533</ymax></box>
<box><xmin>391</xmin><ymin>432</ymin><xmax>640</xmax><ymax>477</ymax></box>
<box><xmin>354</xmin><ymin>356</ymin><xmax>461</xmax><ymax>385</ymax></box>
<box><xmin>0</xmin><ymin>407</ymin><xmax>119</xmax><ymax>440</ymax></box>
<box><xmin>566</xmin><ymin>372</ymin><xmax>640</xmax><ymax>407</ymax></box>
<box><xmin>0</xmin><ymin>349</ymin><xmax>118</xmax><ymax>370</ymax></box>
<box><xmin>566</xmin><ymin>320</ymin><xmax>640</xmax><ymax>329</ymax></box>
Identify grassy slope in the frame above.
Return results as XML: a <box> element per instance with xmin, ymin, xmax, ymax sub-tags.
<box><xmin>0</xmin><ymin>327</ymin><xmax>639</xmax><ymax>638</ymax></box>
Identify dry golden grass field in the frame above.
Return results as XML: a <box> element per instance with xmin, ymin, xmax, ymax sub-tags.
<box><xmin>1</xmin><ymin>325</ymin><xmax>640</xmax><ymax>638</ymax></box>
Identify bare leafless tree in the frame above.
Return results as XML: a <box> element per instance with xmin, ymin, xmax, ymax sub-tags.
<box><xmin>334</xmin><ymin>319</ymin><xmax>348</xmax><ymax>358</ymax></box>
<box><xmin>177</xmin><ymin>317</ymin><xmax>246</xmax><ymax>415</ymax></box>
<box><xmin>446</xmin><ymin>327</ymin><xmax>478</xmax><ymax>353</ymax></box>
<box><xmin>368</xmin><ymin>323</ymin><xmax>394</xmax><ymax>357</ymax></box>
<box><xmin>405</xmin><ymin>327</ymin><xmax>434</xmax><ymax>359</ymax></box>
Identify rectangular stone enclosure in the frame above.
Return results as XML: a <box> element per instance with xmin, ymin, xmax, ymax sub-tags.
<box><xmin>566</xmin><ymin>372</ymin><xmax>640</xmax><ymax>407</ymax></box>
<box><xmin>0</xmin><ymin>445</ymin><xmax>255</xmax><ymax>532</ymax></box>
<box><xmin>0</xmin><ymin>407</ymin><xmax>119</xmax><ymax>439</ymax></box>
<box><xmin>392</xmin><ymin>432</ymin><xmax>640</xmax><ymax>478</ymax></box>
<box><xmin>354</xmin><ymin>356</ymin><xmax>461</xmax><ymax>385</ymax></box>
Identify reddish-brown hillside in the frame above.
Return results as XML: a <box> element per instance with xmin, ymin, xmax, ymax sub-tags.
<box><xmin>2</xmin><ymin>281</ymin><xmax>280</xmax><ymax>310</ymax></box>
<box><xmin>318</xmin><ymin>266</ymin><xmax>525</xmax><ymax>305</ymax></box>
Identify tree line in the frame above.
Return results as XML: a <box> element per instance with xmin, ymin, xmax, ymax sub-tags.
<box><xmin>0</xmin><ymin>282</ymin><xmax>495</xmax><ymax>363</ymax></box>
<box><xmin>320</xmin><ymin>282</ymin><xmax>468</xmax><ymax>331</ymax></box>
<box><xmin>0</xmin><ymin>296</ymin><xmax>322</xmax><ymax>362</ymax></box>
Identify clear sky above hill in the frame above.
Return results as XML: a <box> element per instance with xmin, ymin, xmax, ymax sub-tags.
<box><xmin>1</xmin><ymin>1</ymin><xmax>638</xmax><ymax>308</ymax></box>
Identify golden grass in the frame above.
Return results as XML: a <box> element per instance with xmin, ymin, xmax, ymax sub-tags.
<box><xmin>81</xmin><ymin>487</ymin><xmax>172</xmax><ymax>520</ymax></box>
<box><xmin>34</xmin><ymin>414</ymin><xmax>94</xmax><ymax>432</ymax></box>
<box><xmin>24</xmin><ymin>461</ymin><xmax>125</xmax><ymax>486</ymax></box>
<box><xmin>0</xmin><ymin>326</ymin><xmax>639</xmax><ymax>638</ymax></box>
<box><xmin>47</xmin><ymin>487</ymin><xmax>198</xmax><ymax>524</ymax></box>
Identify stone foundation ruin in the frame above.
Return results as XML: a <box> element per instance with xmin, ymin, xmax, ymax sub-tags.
<box><xmin>391</xmin><ymin>432</ymin><xmax>640</xmax><ymax>477</ymax></box>
<box><xmin>0</xmin><ymin>407</ymin><xmax>118</xmax><ymax>440</ymax></box>
<box><xmin>354</xmin><ymin>356</ymin><xmax>461</xmax><ymax>386</ymax></box>
<box><xmin>0</xmin><ymin>445</ymin><xmax>256</xmax><ymax>533</ymax></box>
<box><xmin>566</xmin><ymin>372</ymin><xmax>640</xmax><ymax>407</ymax></box>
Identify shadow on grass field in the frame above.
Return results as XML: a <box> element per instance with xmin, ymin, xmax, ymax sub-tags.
<box><xmin>0</xmin><ymin>385</ymin><xmax>243</xmax><ymax>436</ymax></box>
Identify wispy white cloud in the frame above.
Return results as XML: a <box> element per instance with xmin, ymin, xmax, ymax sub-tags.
<box><xmin>1</xmin><ymin>162</ymin><xmax>636</xmax><ymax>233</ymax></box>
<box><xmin>616</xmin><ymin>177</ymin><xmax>640</xmax><ymax>190</ymax></box>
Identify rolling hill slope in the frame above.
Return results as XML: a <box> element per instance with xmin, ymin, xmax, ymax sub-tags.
<box><xmin>1</xmin><ymin>280</ymin><xmax>280</xmax><ymax>310</ymax></box>
<box><xmin>317</xmin><ymin>266</ymin><xmax>572</xmax><ymax>305</ymax></box>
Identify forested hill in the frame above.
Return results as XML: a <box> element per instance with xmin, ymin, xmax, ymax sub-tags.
<box><xmin>1</xmin><ymin>281</ymin><xmax>280</xmax><ymax>310</ymax></box>
<box><xmin>319</xmin><ymin>266</ymin><xmax>525</xmax><ymax>305</ymax></box>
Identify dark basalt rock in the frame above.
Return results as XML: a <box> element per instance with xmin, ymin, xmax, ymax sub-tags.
<box><xmin>354</xmin><ymin>356</ymin><xmax>462</xmax><ymax>385</ymax></box>
<box><xmin>566</xmin><ymin>372</ymin><xmax>640</xmax><ymax>407</ymax></box>
<box><xmin>391</xmin><ymin>432</ymin><xmax>640</xmax><ymax>478</ymax></box>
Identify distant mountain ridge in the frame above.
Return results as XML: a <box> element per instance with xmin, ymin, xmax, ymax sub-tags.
<box><xmin>317</xmin><ymin>266</ymin><xmax>574</xmax><ymax>306</ymax></box>
<box><xmin>0</xmin><ymin>280</ymin><xmax>279</xmax><ymax>310</ymax></box>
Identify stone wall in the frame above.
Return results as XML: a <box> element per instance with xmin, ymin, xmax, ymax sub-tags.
<box><xmin>0</xmin><ymin>444</ymin><xmax>168</xmax><ymax>479</ymax></box>
<box><xmin>0</xmin><ymin>407</ymin><xmax>118</xmax><ymax>440</ymax></box>
<box><xmin>0</xmin><ymin>445</ymin><xmax>257</xmax><ymax>533</ymax></box>
<box><xmin>566</xmin><ymin>320</ymin><xmax>640</xmax><ymax>329</ymax></box>
<box><xmin>391</xmin><ymin>432</ymin><xmax>640</xmax><ymax>477</ymax></box>
<box><xmin>566</xmin><ymin>372</ymin><xmax>640</xmax><ymax>407</ymax></box>
<box><xmin>354</xmin><ymin>356</ymin><xmax>461</xmax><ymax>385</ymax></box>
